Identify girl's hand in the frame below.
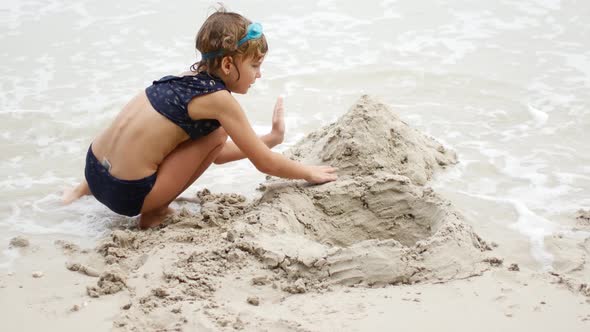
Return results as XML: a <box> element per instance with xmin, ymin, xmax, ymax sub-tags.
<box><xmin>305</xmin><ymin>165</ymin><xmax>338</xmax><ymax>184</ymax></box>
<box><xmin>270</xmin><ymin>96</ymin><xmax>285</xmax><ymax>144</ymax></box>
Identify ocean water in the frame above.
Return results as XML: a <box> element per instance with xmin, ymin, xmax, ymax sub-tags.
<box><xmin>1</xmin><ymin>0</ymin><xmax>589</xmax><ymax>269</ymax></box>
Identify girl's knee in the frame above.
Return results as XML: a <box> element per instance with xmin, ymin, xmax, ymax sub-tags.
<box><xmin>212</xmin><ymin>127</ymin><xmax>228</xmax><ymax>144</ymax></box>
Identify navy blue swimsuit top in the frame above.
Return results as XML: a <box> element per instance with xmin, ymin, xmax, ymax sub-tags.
<box><xmin>145</xmin><ymin>72</ymin><xmax>228</xmax><ymax>140</ymax></box>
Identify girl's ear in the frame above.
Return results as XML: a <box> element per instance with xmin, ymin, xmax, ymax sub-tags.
<box><xmin>221</xmin><ymin>56</ymin><xmax>234</xmax><ymax>75</ymax></box>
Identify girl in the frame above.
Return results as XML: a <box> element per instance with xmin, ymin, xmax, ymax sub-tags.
<box><xmin>62</xmin><ymin>8</ymin><xmax>338</xmax><ymax>229</ymax></box>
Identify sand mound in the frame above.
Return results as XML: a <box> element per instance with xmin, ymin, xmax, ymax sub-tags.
<box><xmin>230</xmin><ymin>95</ymin><xmax>491</xmax><ymax>286</ymax></box>
<box><xmin>286</xmin><ymin>95</ymin><xmax>457</xmax><ymax>185</ymax></box>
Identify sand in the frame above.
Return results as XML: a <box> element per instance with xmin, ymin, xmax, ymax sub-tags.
<box><xmin>1</xmin><ymin>96</ymin><xmax>589</xmax><ymax>331</ymax></box>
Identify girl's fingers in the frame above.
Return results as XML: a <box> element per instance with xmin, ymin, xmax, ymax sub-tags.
<box><xmin>273</xmin><ymin>97</ymin><xmax>282</xmax><ymax>113</ymax></box>
<box><xmin>319</xmin><ymin>166</ymin><xmax>337</xmax><ymax>172</ymax></box>
<box><xmin>272</xmin><ymin>96</ymin><xmax>286</xmax><ymax>135</ymax></box>
<box><xmin>274</xmin><ymin>98</ymin><xmax>284</xmax><ymax>118</ymax></box>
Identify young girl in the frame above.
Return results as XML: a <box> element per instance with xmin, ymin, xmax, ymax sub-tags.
<box><xmin>62</xmin><ymin>8</ymin><xmax>337</xmax><ymax>229</ymax></box>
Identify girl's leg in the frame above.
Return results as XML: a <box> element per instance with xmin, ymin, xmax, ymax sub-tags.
<box><xmin>62</xmin><ymin>180</ymin><xmax>92</xmax><ymax>204</ymax></box>
<box><xmin>138</xmin><ymin>128</ymin><xmax>228</xmax><ymax>229</ymax></box>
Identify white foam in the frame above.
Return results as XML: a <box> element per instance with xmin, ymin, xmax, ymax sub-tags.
<box><xmin>455</xmin><ymin>190</ymin><xmax>562</xmax><ymax>268</ymax></box>
<box><xmin>508</xmin><ymin>199</ymin><xmax>558</xmax><ymax>268</ymax></box>
<box><xmin>0</xmin><ymin>247</ymin><xmax>20</xmax><ymax>271</ymax></box>
<box><xmin>0</xmin><ymin>109</ymin><xmax>47</xmax><ymax>115</ymax></box>
<box><xmin>527</xmin><ymin>104</ymin><xmax>549</xmax><ymax>127</ymax></box>
<box><xmin>3</xmin><ymin>168</ymin><xmax>67</xmax><ymax>187</ymax></box>
<box><xmin>555</xmin><ymin>171</ymin><xmax>590</xmax><ymax>184</ymax></box>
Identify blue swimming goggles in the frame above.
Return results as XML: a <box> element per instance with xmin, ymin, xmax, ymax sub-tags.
<box><xmin>201</xmin><ymin>22</ymin><xmax>263</xmax><ymax>60</ymax></box>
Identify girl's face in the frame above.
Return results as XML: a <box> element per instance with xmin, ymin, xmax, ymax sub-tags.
<box><xmin>221</xmin><ymin>55</ymin><xmax>264</xmax><ymax>94</ymax></box>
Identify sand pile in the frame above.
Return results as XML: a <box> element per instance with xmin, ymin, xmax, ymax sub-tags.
<box><xmin>230</xmin><ymin>95</ymin><xmax>492</xmax><ymax>287</ymax></box>
<box><xmin>77</xmin><ymin>95</ymin><xmax>497</xmax><ymax>330</ymax></box>
<box><xmin>285</xmin><ymin>95</ymin><xmax>456</xmax><ymax>185</ymax></box>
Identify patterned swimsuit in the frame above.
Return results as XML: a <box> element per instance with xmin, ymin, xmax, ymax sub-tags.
<box><xmin>84</xmin><ymin>72</ymin><xmax>228</xmax><ymax>217</ymax></box>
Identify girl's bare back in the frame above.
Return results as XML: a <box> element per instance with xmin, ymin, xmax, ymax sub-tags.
<box><xmin>91</xmin><ymin>91</ymin><xmax>189</xmax><ymax>180</ymax></box>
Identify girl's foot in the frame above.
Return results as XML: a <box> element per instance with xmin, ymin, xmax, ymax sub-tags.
<box><xmin>138</xmin><ymin>207</ymin><xmax>174</xmax><ymax>229</ymax></box>
<box><xmin>62</xmin><ymin>185</ymin><xmax>87</xmax><ymax>205</ymax></box>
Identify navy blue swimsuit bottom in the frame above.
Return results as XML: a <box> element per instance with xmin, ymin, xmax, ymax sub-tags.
<box><xmin>84</xmin><ymin>145</ymin><xmax>157</xmax><ymax>217</ymax></box>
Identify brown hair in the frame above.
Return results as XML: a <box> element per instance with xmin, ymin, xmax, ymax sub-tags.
<box><xmin>191</xmin><ymin>6</ymin><xmax>268</xmax><ymax>78</ymax></box>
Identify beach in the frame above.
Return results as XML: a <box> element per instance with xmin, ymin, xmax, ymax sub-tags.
<box><xmin>1</xmin><ymin>0</ymin><xmax>589</xmax><ymax>331</ymax></box>
<box><xmin>2</xmin><ymin>96</ymin><xmax>590</xmax><ymax>331</ymax></box>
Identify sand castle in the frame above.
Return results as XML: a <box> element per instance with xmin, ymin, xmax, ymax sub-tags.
<box><xmin>228</xmin><ymin>95</ymin><xmax>492</xmax><ymax>287</ymax></box>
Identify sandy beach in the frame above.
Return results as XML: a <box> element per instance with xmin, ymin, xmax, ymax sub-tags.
<box><xmin>2</xmin><ymin>96</ymin><xmax>589</xmax><ymax>331</ymax></box>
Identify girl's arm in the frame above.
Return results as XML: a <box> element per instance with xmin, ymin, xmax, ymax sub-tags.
<box><xmin>213</xmin><ymin>132</ymin><xmax>280</xmax><ymax>164</ymax></box>
<box><xmin>203</xmin><ymin>92</ymin><xmax>336</xmax><ymax>184</ymax></box>
<box><xmin>214</xmin><ymin>97</ymin><xmax>284</xmax><ymax>164</ymax></box>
